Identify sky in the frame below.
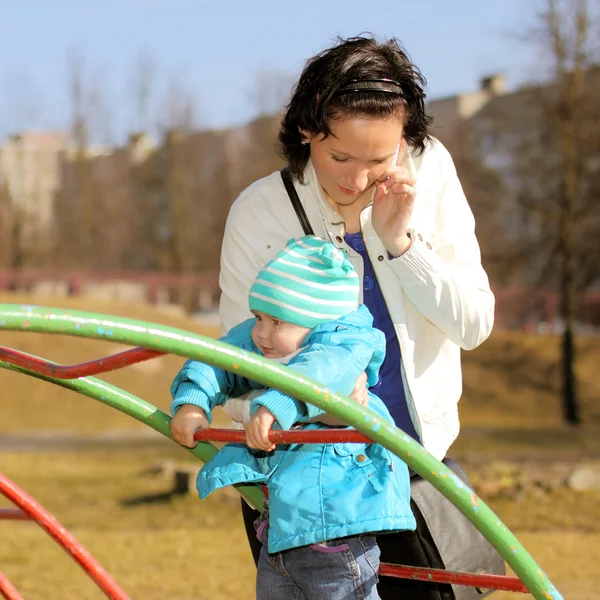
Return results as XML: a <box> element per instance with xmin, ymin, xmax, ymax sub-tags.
<box><xmin>0</xmin><ymin>0</ymin><xmax>548</xmax><ymax>143</ymax></box>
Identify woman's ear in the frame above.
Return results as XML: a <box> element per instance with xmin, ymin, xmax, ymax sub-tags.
<box><xmin>298</xmin><ymin>128</ymin><xmax>311</xmax><ymax>145</ymax></box>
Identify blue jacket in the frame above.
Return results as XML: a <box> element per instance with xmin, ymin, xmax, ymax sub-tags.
<box><xmin>170</xmin><ymin>306</ymin><xmax>416</xmax><ymax>553</ymax></box>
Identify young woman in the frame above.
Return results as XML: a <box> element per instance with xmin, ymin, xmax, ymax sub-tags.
<box><xmin>218</xmin><ymin>35</ymin><xmax>494</xmax><ymax>598</ymax></box>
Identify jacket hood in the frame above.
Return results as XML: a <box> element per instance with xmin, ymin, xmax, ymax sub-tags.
<box><xmin>304</xmin><ymin>305</ymin><xmax>385</xmax><ymax>388</ymax></box>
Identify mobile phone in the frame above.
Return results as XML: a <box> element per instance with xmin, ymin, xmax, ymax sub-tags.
<box><xmin>379</xmin><ymin>141</ymin><xmax>402</xmax><ymax>183</ymax></box>
<box><xmin>391</xmin><ymin>140</ymin><xmax>401</xmax><ymax>166</ymax></box>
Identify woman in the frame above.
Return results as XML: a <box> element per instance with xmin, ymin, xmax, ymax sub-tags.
<box><xmin>219</xmin><ymin>35</ymin><xmax>494</xmax><ymax>598</ymax></box>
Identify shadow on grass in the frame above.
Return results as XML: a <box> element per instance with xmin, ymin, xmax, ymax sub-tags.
<box><xmin>452</xmin><ymin>425</ymin><xmax>600</xmax><ymax>461</ymax></box>
<box><xmin>121</xmin><ymin>489</ymin><xmax>188</xmax><ymax>506</ymax></box>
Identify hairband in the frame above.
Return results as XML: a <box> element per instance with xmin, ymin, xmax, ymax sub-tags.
<box><xmin>336</xmin><ymin>78</ymin><xmax>405</xmax><ymax>97</ymax></box>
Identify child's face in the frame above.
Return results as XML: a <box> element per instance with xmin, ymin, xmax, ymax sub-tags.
<box><xmin>251</xmin><ymin>311</ymin><xmax>311</xmax><ymax>359</ymax></box>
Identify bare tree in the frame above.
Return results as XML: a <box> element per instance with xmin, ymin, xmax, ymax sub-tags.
<box><xmin>441</xmin><ymin>121</ymin><xmax>513</xmax><ymax>285</ymax></box>
<box><xmin>500</xmin><ymin>0</ymin><xmax>600</xmax><ymax>422</ymax></box>
<box><xmin>158</xmin><ymin>76</ymin><xmax>198</xmax><ymax>134</ymax></box>
<box><xmin>55</xmin><ymin>51</ymin><xmax>114</xmax><ymax>270</ymax></box>
<box><xmin>130</xmin><ymin>52</ymin><xmax>157</xmax><ymax>134</ymax></box>
<box><xmin>541</xmin><ymin>0</ymin><xmax>598</xmax><ymax>423</ymax></box>
<box><xmin>0</xmin><ymin>179</ymin><xmax>18</xmax><ymax>268</ymax></box>
<box><xmin>60</xmin><ymin>51</ymin><xmax>96</xmax><ymax>268</ymax></box>
<box><xmin>0</xmin><ymin>73</ymin><xmax>55</xmax><ymax>268</ymax></box>
<box><xmin>460</xmin><ymin>0</ymin><xmax>600</xmax><ymax>419</ymax></box>
<box><xmin>130</xmin><ymin>79</ymin><xmax>203</xmax><ymax>309</ymax></box>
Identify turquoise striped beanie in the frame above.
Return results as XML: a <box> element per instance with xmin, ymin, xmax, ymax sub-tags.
<box><xmin>249</xmin><ymin>236</ymin><xmax>360</xmax><ymax>328</ymax></box>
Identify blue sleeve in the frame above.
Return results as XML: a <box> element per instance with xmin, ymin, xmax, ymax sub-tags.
<box><xmin>170</xmin><ymin>318</ymin><xmax>257</xmax><ymax>422</ymax></box>
<box><xmin>249</xmin><ymin>342</ymin><xmax>375</xmax><ymax>430</ymax></box>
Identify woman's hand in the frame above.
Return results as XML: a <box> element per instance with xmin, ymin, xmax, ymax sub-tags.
<box><xmin>371</xmin><ymin>141</ymin><xmax>417</xmax><ymax>257</ymax></box>
<box><xmin>349</xmin><ymin>371</ymin><xmax>369</xmax><ymax>408</ymax></box>
<box><xmin>307</xmin><ymin>372</ymin><xmax>369</xmax><ymax>426</ymax></box>
<box><xmin>245</xmin><ymin>406</ymin><xmax>277</xmax><ymax>452</ymax></box>
<box><xmin>170</xmin><ymin>405</ymin><xmax>209</xmax><ymax>448</ymax></box>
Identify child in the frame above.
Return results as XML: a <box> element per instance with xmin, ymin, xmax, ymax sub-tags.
<box><xmin>170</xmin><ymin>236</ymin><xmax>415</xmax><ymax>600</ymax></box>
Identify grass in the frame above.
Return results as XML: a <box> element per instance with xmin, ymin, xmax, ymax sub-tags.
<box><xmin>1</xmin><ymin>447</ymin><xmax>599</xmax><ymax>600</ymax></box>
<box><xmin>1</xmin><ymin>447</ymin><xmax>255</xmax><ymax>600</ymax></box>
<box><xmin>452</xmin><ymin>425</ymin><xmax>600</xmax><ymax>461</ymax></box>
<box><xmin>496</xmin><ymin>532</ymin><xmax>600</xmax><ymax>600</ymax></box>
<box><xmin>1</xmin><ymin>293</ymin><xmax>600</xmax><ymax>598</ymax></box>
<box><xmin>460</xmin><ymin>329</ymin><xmax>600</xmax><ymax>428</ymax></box>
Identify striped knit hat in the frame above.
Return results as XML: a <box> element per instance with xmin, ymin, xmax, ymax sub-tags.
<box><xmin>249</xmin><ymin>236</ymin><xmax>360</xmax><ymax>328</ymax></box>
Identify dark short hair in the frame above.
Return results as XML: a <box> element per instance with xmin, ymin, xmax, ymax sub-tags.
<box><xmin>279</xmin><ymin>35</ymin><xmax>433</xmax><ymax>181</ymax></box>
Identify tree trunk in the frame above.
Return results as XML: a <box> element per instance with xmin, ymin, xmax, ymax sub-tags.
<box><xmin>549</xmin><ymin>0</ymin><xmax>587</xmax><ymax>425</ymax></box>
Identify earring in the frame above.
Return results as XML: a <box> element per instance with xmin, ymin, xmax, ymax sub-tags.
<box><xmin>301</xmin><ymin>139</ymin><xmax>308</xmax><ymax>145</ymax></box>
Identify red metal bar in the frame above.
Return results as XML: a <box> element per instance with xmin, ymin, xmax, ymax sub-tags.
<box><xmin>0</xmin><ymin>571</ymin><xmax>24</xmax><ymax>600</ymax></box>
<box><xmin>0</xmin><ymin>348</ymin><xmax>531</xmax><ymax>595</ymax></box>
<box><xmin>379</xmin><ymin>563</ymin><xmax>529</xmax><ymax>594</ymax></box>
<box><xmin>196</xmin><ymin>429</ymin><xmax>529</xmax><ymax>593</ymax></box>
<box><xmin>0</xmin><ymin>473</ymin><xmax>130</xmax><ymax>600</ymax></box>
<box><xmin>0</xmin><ymin>508</ymin><xmax>29</xmax><ymax>520</ymax></box>
<box><xmin>0</xmin><ymin>346</ymin><xmax>163</xmax><ymax>379</ymax></box>
<box><xmin>194</xmin><ymin>427</ymin><xmax>372</xmax><ymax>444</ymax></box>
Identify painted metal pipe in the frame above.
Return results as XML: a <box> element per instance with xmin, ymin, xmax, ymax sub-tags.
<box><xmin>0</xmin><ymin>364</ymin><xmax>528</xmax><ymax>596</ymax></box>
<box><xmin>0</xmin><ymin>304</ymin><xmax>563</xmax><ymax>599</ymax></box>
<box><xmin>0</xmin><ymin>472</ymin><xmax>130</xmax><ymax>600</ymax></box>
<box><xmin>379</xmin><ymin>563</ymin><xmax>529</xmax><ymax>594</ymax></box>
<box><xmin>0</xmin><ymin>508</ymin><xmax>29</xmax><ymax>521</ymax></box>
<box><xmin>1</xmin><ymin>363</ymin><xmax>527</xmax><ymax>595</ymax></box>
<box><xmin>195</xmin><ymin>427</ymin><xmax>371</xmax><ymax>444</ymax></box>
<box><xmin>0</xmin><ymin>345</ymin><xmax>163</xmax><ymax>379</ymax></box>
<box><xmin>0</xmin><ymin>570</ymin><xmax>24</xmax><ymax>600</ymax></box>
<box><xmin>0</xmin><ymin>359</ymin><xmax>265</xmax><ymax>511</ymax></box>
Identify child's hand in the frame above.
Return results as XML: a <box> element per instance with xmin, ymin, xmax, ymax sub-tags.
<box><xmin>245</xmin><ymin>407</ymin><xmax>276</xmax><ymax>452</ymax></box>
<box><xmin>170</xmin><ymin>405</ymin><xmax>209</xmax><ymax>448</ymax></box>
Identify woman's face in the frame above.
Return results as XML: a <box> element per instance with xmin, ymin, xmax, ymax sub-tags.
<box><xmin>306</xmin><ymin>114</ymin><xmax>405</xmax><ymax>207</ymax></box>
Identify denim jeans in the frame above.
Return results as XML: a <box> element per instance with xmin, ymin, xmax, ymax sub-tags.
<box><xmin>255</xmin><ymin>519</ymin><xmax>381</xmax><ymax>600</ymax></box>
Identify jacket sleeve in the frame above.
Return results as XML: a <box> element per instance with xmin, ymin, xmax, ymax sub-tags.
<box><xmin>249</xmin><ymin>342</ymin><xmax>375</xmax><ymax>430</ymax></box>
<box><xmin>170</xmin><ymin>320</ymin><xmax>256</xmax><ymax>421</ymax></box>
<box><xmin>219</xmin><ymin>197</ymin><xmax>272</xmax><ymax>334</ymax></box>
<box><xmin>384</xmin><ymin>141</ymin><xmax>495</xmax><ymax>350</ymax></box>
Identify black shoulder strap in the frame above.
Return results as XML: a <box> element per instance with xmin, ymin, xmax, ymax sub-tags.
<box><xmin>280</xmin><ymin>166</ymin><xmax>315</xmax><ymax>236</ymax></box>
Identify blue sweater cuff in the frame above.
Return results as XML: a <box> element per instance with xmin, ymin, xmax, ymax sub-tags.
<box><xmin>170</xmin><ymin>382</ymin><xmax>213</xmax><ymax>424</ymax></box>
<box><xmin>250</xmin><ymin>390</ymin><xmax>305</xmax><ymax>430</ymax></box>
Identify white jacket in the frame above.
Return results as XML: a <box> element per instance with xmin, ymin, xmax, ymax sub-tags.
<box><xmin>219</xmin><ymin>138</ymin><xmax>494</xmax><ymax>460</ymax></box>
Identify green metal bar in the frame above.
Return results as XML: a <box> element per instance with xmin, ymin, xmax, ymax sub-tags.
<box><xmin>0</xmin><ymin>359</ymin><xmax>265</xmax><ymax>510</ymax></box>
<box><xmin>0</xmin><ymin>303</ymin><xmax>562</xmax><ymax>599</ymax></box>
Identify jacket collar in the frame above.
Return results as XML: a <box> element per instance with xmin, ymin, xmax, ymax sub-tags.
<box><xmin>302</xmin><ymin>160</ymin><xmax>345</xmax><ymax>227</ymax></box>
<box><xmin>307</xmin><ymin>305</ymin><xmax>374</xmax><ymax>338</ymax></box>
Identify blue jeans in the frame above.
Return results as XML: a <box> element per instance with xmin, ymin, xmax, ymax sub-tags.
<box><xmin>256</xmin><ymin>526</ymin><xmax>381</xmax><ymax>600</ymax></box>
